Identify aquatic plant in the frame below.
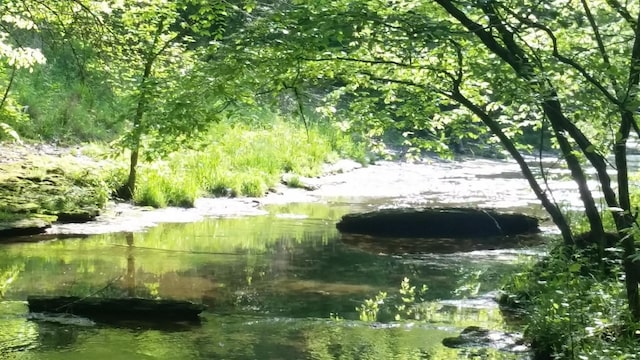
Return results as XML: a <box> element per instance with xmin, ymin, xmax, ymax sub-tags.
<box><xmin>356</xmin><ymin>277</ymin><xmax>429</xmax><ymax>322</ymax></box>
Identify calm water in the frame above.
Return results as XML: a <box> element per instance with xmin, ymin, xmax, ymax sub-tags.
<box><xmin>0</xmin><ymin>201</ymin><xmax>541</xmax><ymax>359</ymax></box>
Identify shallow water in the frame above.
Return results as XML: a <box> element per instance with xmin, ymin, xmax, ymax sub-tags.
<box><xmin>0</xmin><ymin>199</ymin><xmax>540</xmax><ymax>359</ymax></box>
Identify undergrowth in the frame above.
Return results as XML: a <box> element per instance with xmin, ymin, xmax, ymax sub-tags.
<box><xmin>500</xmin><ymin>237</ymin><xmax>640</xmax><ymax>359</ymax></box>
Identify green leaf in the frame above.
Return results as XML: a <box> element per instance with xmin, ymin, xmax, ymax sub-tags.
<box><xmin>568</xmin><ymin>263</ymin><xmax>581</xmax><ymax>273</ymax></box>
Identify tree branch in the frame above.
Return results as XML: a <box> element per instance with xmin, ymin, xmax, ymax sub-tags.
<box><xmin>604</xmin><ymin>0</ymin><xmax>637</xmax><ymax>28</ymax></box>
<box><xmin>502</xmin><ymin>6</ymin><xmax>621</xmax><ymax>106</ymax></box>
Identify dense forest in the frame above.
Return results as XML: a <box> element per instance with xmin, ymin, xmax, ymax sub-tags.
<box><xmin>2</xmin><ymin>0</ymin><xmax>640</xmax><ymax>358</ymax></box>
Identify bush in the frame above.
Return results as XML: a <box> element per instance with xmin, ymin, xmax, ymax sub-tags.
<box><xmin>500</xmin><ymin>239</ymin><xmax>640</xmax><ymax>359</ymax></box>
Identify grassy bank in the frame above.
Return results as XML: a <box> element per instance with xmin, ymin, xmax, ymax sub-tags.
<box><xmin>0</xmin><ymin>115</ymin><xmax>367</xmax><ymax>228</ymax></box>
<box><xmin>112</xmin><ymin>116</ymin><xmax>367</xmax><ymax>208</ymax></box>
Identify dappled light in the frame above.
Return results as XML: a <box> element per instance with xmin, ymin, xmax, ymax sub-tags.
<box><xmin>2</xmin><ymin>0</ymin><xmax>640</xmax><ymax>358</ymax></box>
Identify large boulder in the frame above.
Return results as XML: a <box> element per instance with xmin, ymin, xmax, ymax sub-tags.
<box><xmin>336</xmin><ymin>207</ymin><xmax>539</xmax><ymax>238</ymax></box>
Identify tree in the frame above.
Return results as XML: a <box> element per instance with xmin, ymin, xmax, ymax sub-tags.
<box><xmin>0</xmin><ymin>0</ymin><xmax>47</xmax><ymax>141</ymax></box>
<box><xmin>242</xmin><ymin>0</ymin><xmax>640</xmax><ymax>318</ymax></box>
<box><xmin>69</xmin><ymin>0</ymin><xmax>231</xmax><ymax>199</ymax></box>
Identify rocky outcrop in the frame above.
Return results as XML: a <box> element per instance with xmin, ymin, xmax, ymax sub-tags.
<box><xmin>336</xmin><ymin>207</ymin><xmax>539</xmax><ymax>238</ymax></box>
<box><xmin>281</xmin><ymin>173</ymin><xmax>320</xmax><ymax>191</ymax></box>
<box><xmin>56</xmin><ymin>208</ymin><xmax>100</xmax><ymax>223</ymax></box>
<box><xmin>0</xmin><ymin>218</ymin><xmax>51</xmax><ymax>238</ymax></box>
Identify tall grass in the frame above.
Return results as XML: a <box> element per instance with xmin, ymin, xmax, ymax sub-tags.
<box><xmin>124</xmin><ymin>115</ymin><xmax>367</xmax><ymax>207</ymax></box>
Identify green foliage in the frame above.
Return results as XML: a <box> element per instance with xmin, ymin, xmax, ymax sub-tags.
<box><xmin>0</xmin><ymin>122</ymin><xmax>21</xmax><ymax>143</ymax></box>
<box><xmin>134</xmin><ymin>162</ymin><xmax>199</xmax><ymax>207</ymax></box>
<box><xmin>0</xmin><ymin>98</ymin><xmax>27</xmax><ymax>143</ymax></box>
<box><xmin>12</xmin><ymin>68</ymin><xmax>121</xmax><ymax>142</ymax></box>
<box><xmin>357</xmin><ymin>277</ymin><xmax>429</xmax><ymax>322</ymax></box>
<box><xmin>0</xmin><ymin>264</ymin><xmax>22</xmax><ymax>299</ymax></box>
<box><xmin>501</xmin><ymin>239</ymin><xmax>640</xmax><ymax>359</ymax></box>
<box><xmin>357</xmin><ymin>291</ymin><xmax>388</xmax><ymax>322</ymax></box>
<box><xmin>284</xmin><ymin>175</ymin><xmax>303</xmax><ymax>189</ymax></box>
<box><xmin>84</xmin><ymin>114</ymin><xmax>363</xmax><ymax>207</ymax></box>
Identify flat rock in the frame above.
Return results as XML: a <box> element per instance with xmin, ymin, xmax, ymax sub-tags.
<box><xmin>336</xmin><ymin>207</ymin><xmax>539</xmax><ymax>238</ymax></box>
<box><xmin>0</xmin><ymin>218</ymin><xmax>51</xmax><ymax>238</ymax></box>
<box><xmin>281</xmin><ymin>173</ymin><xmax>320</xmax><ymax>191</ymax></box>
<box><xmin>56</xmin><ymin>208</ymin><xmax>100</xmax><ymax>223</ymax></box>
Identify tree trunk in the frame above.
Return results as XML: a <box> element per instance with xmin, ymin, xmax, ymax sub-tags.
<box><xmin>121</xmin><ymin>53</ymin><xmax>153</xmax><ymax>199</ymax></box>
<box><xmin>542</xmin><ymin>98</ymin><xmax>605</xmax><ymax>246</ymax></box>
<box><xmin>120</xmin><ymin>21</ymin><xmax>167</xmax><ymax>200</ymax></box>
<box><xmin>122</xmin><ymin>145</ymin><xmax>139</xmax><ymax>199</ymax></box>
<box><xmin>614</xmin><ymin>111</ymin><xmax>640</xmax><ymax>320</ymax></box>
<box><xmin>27</xmin><ymin>296</ymin><xmax>206</xmax><ymax>322</ymax></box>
<box><xmin>119</xmin><ymin>109</ymin><xmax>144</xmax><ymax>200</ymax></box>
<box><xmin>614</xmin><ymin>5</ymin><xmax>640</xmax><ymax>319</ymax></box>
<box><xmin>452</xmin><ymin>91</ymin><xmax>574</xmax><ymax>245</ymax></box>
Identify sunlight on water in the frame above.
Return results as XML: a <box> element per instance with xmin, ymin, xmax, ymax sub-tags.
<box><xmin>0</xmin><ymin>183</ymin><xmax>547</xmax><ymax>359</ymax></box>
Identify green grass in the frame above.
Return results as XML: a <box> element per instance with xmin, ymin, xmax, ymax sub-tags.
<box><xmin>97</xmin><ymin>114</ymin><xmax>367</xmax><ymax>208</ymax></box>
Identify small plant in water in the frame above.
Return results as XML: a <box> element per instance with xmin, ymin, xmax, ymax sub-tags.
<box><xmin>356</xmin><ymin>277</ymin><xmax>428</xmax><ymax>322</ymax></box>
<box><xmin>396</xmin><ymin>277</ymin><xmax>429</xmax><ymax>320</ymax></box>
<box><xmin>357</xmin><ymin>291</ymin><xmax>388</xmax><ymax>322</ymax></box>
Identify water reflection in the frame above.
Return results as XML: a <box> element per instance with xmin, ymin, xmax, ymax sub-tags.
<box><xmin>0</xmin><ymin>201</ymin><xmax>534</xmax><ymax>359</ymax></box>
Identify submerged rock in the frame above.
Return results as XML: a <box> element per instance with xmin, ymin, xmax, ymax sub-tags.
<box><xmin>336</xmin><ymin>207</ymin><xmax>539</xmax><ymax>238</ymax></box>
<box><xmin>442</xmin><ymin>326</ymin><xmax>529</xmax><ymax>353</ymax></box>
<box><xmin>27</xmin><ymin>296</ymin><xmax>207</xmax><ymax>322</ymax></box>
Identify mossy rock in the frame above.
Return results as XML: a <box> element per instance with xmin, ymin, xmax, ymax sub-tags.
<box><xmin>56</xmin><ymin>208</ymin><xmax>100</xmax><ymax>223</ymax></box>
<box><xmin>0</xmin><ymin>152</ymin><xmax>110</xmax><ymax>226</ymax></box>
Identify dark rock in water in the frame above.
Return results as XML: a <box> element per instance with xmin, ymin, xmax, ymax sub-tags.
<box><xmin>27</xmin><ymin>296</ymin><xmax>207</xmax><ymax>323</ymax></box>
<box><xmin>0</xmin><ymin>218</ymin><xmax>51</xmax><ymax>238</ymax></box>
<box><xmin>56</xmin><ymin>208</ymin><xmax>100</xmax><ymax>223</ymax></box>
<box><xmin>336</xmin><ymin>207</ymin><xmax>539</xmax><ymax>238</ymax></box>
<box><xmin>442</xmin><ymin>326</ymin><xmax>528</xmax><ymax>353</ymax></box>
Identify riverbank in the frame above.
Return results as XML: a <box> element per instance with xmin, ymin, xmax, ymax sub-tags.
<box><xmin>0</xmin><ymin>119</ymin><xmax>367</xmax><ymax>238</ymax></box>
<box><xmin>0</xmin><ymin>143</ymin><xmax>115</xmax><ymax>237</ymax></box>
<box><xmin>2</xmin><ymin>141</ymin><xmax>573</xmax><ymax>239</ymax></box>
<box><xmin>0</xmin><ymin>140</ymin><xmax>367</xmax><ymax>238</ymax></box>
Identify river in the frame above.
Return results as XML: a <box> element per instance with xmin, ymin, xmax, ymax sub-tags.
<box><xmin>0</xmin><ymin>157</ymin><xmax>577</xmax><ymax>359</ymax></box>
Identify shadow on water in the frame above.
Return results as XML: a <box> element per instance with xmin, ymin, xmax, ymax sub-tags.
<box><xmin>340</xmin><ymin>233</ymin><xmax>546</xmax><ymax>255</ymax></box>
<box><xmin>0</xmin><ymin>201</ymin><xmax>539</xmax><ymax>359</ymax></box>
